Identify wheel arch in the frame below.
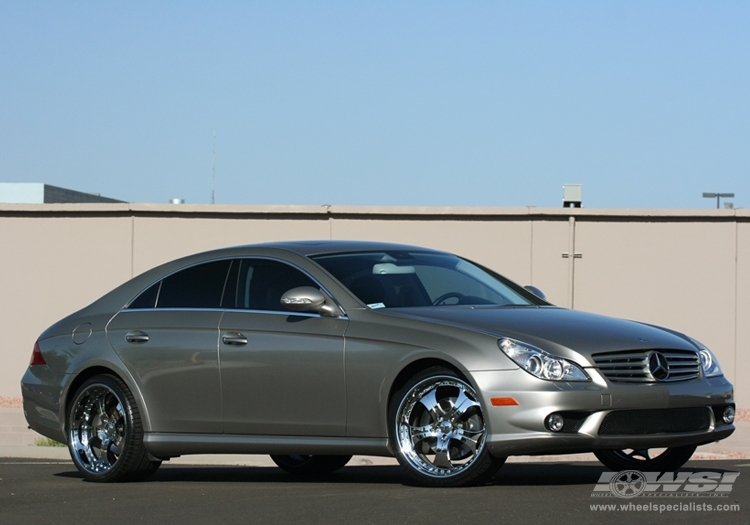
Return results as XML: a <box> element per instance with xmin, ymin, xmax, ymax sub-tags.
<box><xmin>387</xmin><ymin>358</ymin><xmax>469</xmax><ymax>409</ymax></box>
<box><xmin>64</xmin><ymin>365</ymin><xmax>152</xmax><ymax>433</ymax></box>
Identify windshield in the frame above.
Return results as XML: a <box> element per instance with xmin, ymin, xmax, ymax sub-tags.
<box><xmin>311</xmin><ymin>251</ymin><xmax>538</xmax><ymax>308</ymax></box>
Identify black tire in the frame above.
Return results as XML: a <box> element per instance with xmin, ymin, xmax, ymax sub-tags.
<box><xmin>67</xmin><ymin>374</ymin><xmax>160</xmax><ymax>482</ymax></box>
<box><xmin>270</xmin><ymin>454</ymin><xmax>352</xmax><ymax>475</ymax></box>
<box><xmin>594</xmin><ymin>445</ymin><xmax>696</xmax><ymax>472</ymax></box>
<box><xmin>389</xmin><ymin>367</ymin><xmax>506</xmax><ymax>487</ymax></box>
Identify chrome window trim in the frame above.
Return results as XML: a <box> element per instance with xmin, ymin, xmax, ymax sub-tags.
<box><xmin>117</xmin><ymin>307</ymin><xmax>348</xmax><ymax>320</ymax></box>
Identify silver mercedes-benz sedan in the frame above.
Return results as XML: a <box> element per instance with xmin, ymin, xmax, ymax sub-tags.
<box><xmin>21</xmin><ymin>241</ymin><xmax>735</xmax><ymax>486</ymax></box>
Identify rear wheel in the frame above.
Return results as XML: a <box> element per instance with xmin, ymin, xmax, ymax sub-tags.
<box><xmin>270</xmin><ymin>455</ymin><xmax>352</xmax><ymax>475</ymax></box>
<box><xmin>389</xmin><ymin>367</ymin><xmax>505</xmax><ymax>487</ymax></box>
<box><xmin>594</xmin><ymin>446</ymin><xmax>696</xmax><ymax>472</ymax></box>
<box><xmin>67</xmin><ymin>375</ymin><xmax>160</xmax><ymax>482</ymax></box>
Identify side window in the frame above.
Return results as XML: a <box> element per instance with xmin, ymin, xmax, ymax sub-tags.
<box><xmin>156</xmin><ymin>260</ymin><xmax>233</xmax><ymax>309</ymax></box>
<box><xmin>128</xmin><ymin>282</ymin><xmax>160</xmax><ymax>309</ymax></box>
<box><xmin>156</xmin><ymin>260</ymin><xmax>231</xmax><ymax>308</ymax></box>
<box><xmin>224</xmin><ymin>259</ymin><xmax>318</xmax><ymax>311</ymax></box>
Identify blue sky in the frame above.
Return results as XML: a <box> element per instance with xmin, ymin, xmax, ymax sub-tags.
<box><xmin>1</xmin><ymin>1</ymin><xmax>748</xmax><ymax>208</ymax></box>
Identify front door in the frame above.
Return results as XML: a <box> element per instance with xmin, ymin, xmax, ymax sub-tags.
<box><xmin>219</xmin><ymin>258</ymin><xmax>347</xmax><ymax>436</ymax></box>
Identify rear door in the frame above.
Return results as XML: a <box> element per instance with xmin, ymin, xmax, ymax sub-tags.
<box><xmin>107</xmin><ymin>260</ymin><xmax>232</xmax><ymax>433</ymax></box>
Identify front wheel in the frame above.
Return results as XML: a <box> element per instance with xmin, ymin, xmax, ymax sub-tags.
<box><xmin>594</xmin><ymin>446</ymin><xmax>696</xmax><ymax>472</ymax></box>
<box><xmin>67</xmin><ymin>375</ymin><xmax>160</xmax><ymax>482</ymax></box>
<box><xmin>389</xmin><ymin>367</ymin><xmax>505</xmax><ymax>487</ymax></box>
<box><xmin>270</xmin><ymin>455</ymin><xmax>352</xmax><ymax>475</ymax></box>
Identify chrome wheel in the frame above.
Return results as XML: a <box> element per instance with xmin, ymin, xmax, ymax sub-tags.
<box><xmin>70</xmin><ymin>384</ymin><xmax>125</xmax><ymax>475</ymax></box>
<box><xmin>67</xmin><ymin>375</ymin><xmax>159</xmax><ymax>482</ymax></box>
<box><xmin>594</xmin><ymin>445</ymin><xmax>696</xmax><ymax>472</ymax></box>
<box><xmin>391</xmin><ymin>368</ymin><xmax>505</xmax><ymax>486</ymax></box>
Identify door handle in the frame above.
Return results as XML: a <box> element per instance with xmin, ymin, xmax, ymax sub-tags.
<box><xmin>125</xmin><ymin>330</ymin><xmax>149</xmax><ymax>344</ymax></box>
<box><xmin>222</xmin><ymin>332</ymin><xmax>248</xmax><ymax>346</ymax></box>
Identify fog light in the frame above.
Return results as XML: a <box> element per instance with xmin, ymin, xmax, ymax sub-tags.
<box><xmin>723</xmin><ymin>406</ymin><xmax>735</xmax><ymax>425</ymax></box>
<box><xmin>546</xmin><ymin>413</ymin><xmax>564</xmax><ymax>432</ymax></box>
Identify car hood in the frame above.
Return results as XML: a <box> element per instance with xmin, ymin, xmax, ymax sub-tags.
<box><xmin>379</xmin><ymin>306</ymin><xmax>697</xmax><ymax>364</ymax></box>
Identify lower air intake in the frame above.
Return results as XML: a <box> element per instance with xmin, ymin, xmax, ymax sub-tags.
<box><xmin>598</xmin><ymin>407</ymin><xmax>711</xmax><ymax>435</ymax></box>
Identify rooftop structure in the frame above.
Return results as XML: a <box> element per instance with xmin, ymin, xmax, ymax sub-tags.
<box><xmin>0</xmin><ymin>183</ymin><xmax>124</xmax><ymax>204</ymax></box>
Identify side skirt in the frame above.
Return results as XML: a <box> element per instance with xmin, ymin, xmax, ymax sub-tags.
<box><xmin>144</xmin><ymin>433</ymin><xmax>391</xmax><ymax>459</ymax></box>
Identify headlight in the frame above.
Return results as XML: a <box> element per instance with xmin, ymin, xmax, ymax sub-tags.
<box><xmin>690</xmin><ymin>338</ymin><xmax>724</xmax><ymax>378</ymax></box>
<box><xmin>498</xmin><ymin>338</ymin><xmax>589</xmax><ymax>381</ymax></box>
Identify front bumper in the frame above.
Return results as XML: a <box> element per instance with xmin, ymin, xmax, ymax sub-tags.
<box><xmin>472</xmin><ymin>369</ymin><xmax>736</xmax><ymax>457</ymax></box>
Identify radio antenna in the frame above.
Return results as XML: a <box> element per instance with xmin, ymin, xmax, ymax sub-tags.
<box><xmin>211</xmin><ymin>131</ymin><xmax>216</xmax><ymax>204</ymax></box>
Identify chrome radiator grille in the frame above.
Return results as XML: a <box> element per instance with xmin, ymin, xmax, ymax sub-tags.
<box><xmin>592</xmin><ymin>349</ymin><xmax>701</xmax><ymax>383</ymax></box>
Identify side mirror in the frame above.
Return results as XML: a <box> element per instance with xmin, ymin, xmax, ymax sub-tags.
<box><xmin>280</xmin><ymin>287</ymin><xmax>342</xmax><ymax>317</ymax></box>
<box><xmin>523</xmin><ymin>285</ymin><xmax>547</xmax><ymax>301</ymax></box>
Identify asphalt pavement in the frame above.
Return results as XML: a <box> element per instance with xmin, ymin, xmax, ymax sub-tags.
<box><xmin>1</xmin><ymin>458</ymin><xmax>748</xmax><ymax>525</ymax></box>
<box><xmin>2</xmin><ymin>408</ymin><xmax>748</xmax><ymax>525</ymax></box>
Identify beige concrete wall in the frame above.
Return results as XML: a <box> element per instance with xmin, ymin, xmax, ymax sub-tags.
<box><xmin>574</xmin><ymin>220</ymin><xmax>738</xmax><ymax>384</ymax></box>
<box><xmin>131</xmin><ymin>213</ymin><xmax>331</xmax><ymax>274</ymax></box>
<box><xmin>1</xmin><ymin>204</ymin><xmax>746</xmax><ymax>408</ymax></box>
<box><xmin>0</xmin><ymin>213</ymin><xmax>133</xmax><ymax>393</ymax></box>
<box><xmin>737</xmin><ymin>222</ymin><xmax>750</xmax><ymax>409</ymax></box>
<box><xmin>530</xmin><ymin>220</ymin><xmax>571</xmax><ymax>307</ymax></box>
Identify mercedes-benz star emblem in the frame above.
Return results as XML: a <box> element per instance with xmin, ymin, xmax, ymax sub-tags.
<box><xmin>648</xmin><ymin>351</ymin><xmax>669</xmax><ymax>381</ymax></box>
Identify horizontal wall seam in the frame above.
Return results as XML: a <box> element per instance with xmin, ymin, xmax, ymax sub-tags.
<box><xmin>1</xmin><ymin>211</ymin><xmax>749</xmax><ymax>224</ymax></box>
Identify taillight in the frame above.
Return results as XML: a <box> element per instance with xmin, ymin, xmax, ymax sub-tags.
<box><xmin>30</xmin><ymin>341</ymin><xmax>46</xmax><ymax>366</ymax></box>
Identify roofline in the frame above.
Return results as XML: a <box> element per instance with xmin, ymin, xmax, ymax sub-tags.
<box><xmin>247</xmin><ymin>240</ymin><xmax>448</xmax><ymax>257</ymax></box>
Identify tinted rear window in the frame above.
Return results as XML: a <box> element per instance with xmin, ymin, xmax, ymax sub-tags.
<box><xmin>128</xmin><ymin>283</ymin><xmax>159</xmax><ymax>309</ymax></box>
<box><xmin>156</xmin><ymin>260</ymin><xmax>232</xmax><ymax>309</ymax></box>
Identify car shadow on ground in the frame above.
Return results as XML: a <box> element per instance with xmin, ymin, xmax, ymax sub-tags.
<box><xmin>51</xmin><ymin>462</ymin><xmax>642</xmax><ymax>487</ymax></box>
